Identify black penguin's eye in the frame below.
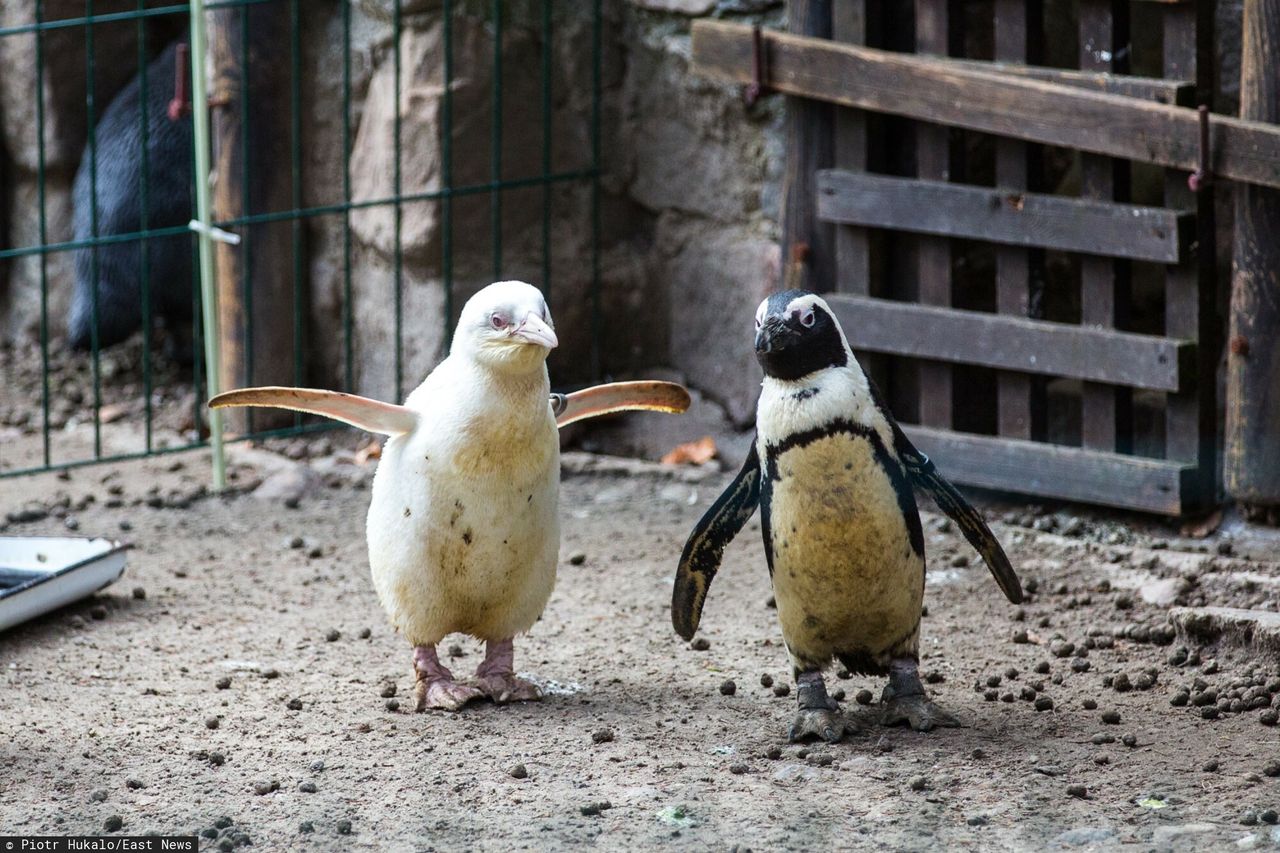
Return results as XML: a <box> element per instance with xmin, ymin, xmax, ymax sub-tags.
<box><xmin>755</xmin><ymin>315</ymin><xmax>763</xmax><ymax>329</ymax></box>
<box><xmin>490</xmin><ymin>314</ymin><xmax>509</xmax><ymax>330</ymax></box>
<box><xmin>799</xmin><ymin>309</ymin><xmax>815</xmax><ymax>328</ymax></box>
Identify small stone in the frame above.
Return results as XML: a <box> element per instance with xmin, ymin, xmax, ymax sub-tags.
<box><xmin>1170</xmin><ymin>691</ymin><xmax>1189</xmax><ymax>707</ymax></box>
<box><xmin>359</xmin><ymin>627</ymin><xmax>372</xmax><ymax>639</ymax></box>
<box><xmin>325</xmin><ymin>629</ymin><xmax>341</xmax><ymax>642</ymax></box>
<box><xmin>90</xmin><ymin>605</ymin><xmax>108</xmax><ymax>620</ymax></box>
<box><xmin>690</xmin><ymin>637</ymin><xmax>711</xmax><ymax>651</ymax></box>
<box><xmin>765</xmin><ymin>747</ymin><xmax>783</xmax><ymax>760</ymax></box>
<box><xmin>760</xmin><ymin>674</ymin><xmax>774</xmax><ymax>689</ymax></box>
<box><xmin>1070</xmin><ymin>659</ymin><xmax>1091</xmax><ymax>673</ymax></box>
<box><xmin>385</xmin><ymin>699</ymin><xmax>400</xmax><ymax>712</ymax></box>
<box><xmin>336</xmin><ymin>819</ymin><xmax>352</xmax><ymax>835</ymax></box>
<box><xmin>1241</xmin><ymin>811</ymin><xmax>1259</xmax><ymax>827</ymax></box>
<box><xmin>1035</xmin><ymin>661</ymin><xmax>1051</xmax><ymax>674</ymax></box>
<box><xmin>132</xmin><ymin>586</ymin><xmax>146</xmax><ymax>600</ymax></box>
<box><xmin>214</xmin><ymin>817</ymin><xmax>232</xmax><ymax>830</ymax></box>
<box><xmin>591</xmin><ymin>728</ymin><xmax>614</xmax><ymax>745</ymax></box>
<box><xmin>967</xmin><ymin>815</ymin><xmax>989</xmax><ymax>827</ymax></box>
<box><xmin>719</xmin><ymin>679</ymin><xmax>736</xmax><ymax>696</ymax></box>
<box><xmin>1011</xmin><ymin>630</ymin><xmax>1029</xmax><ymax>644</ymax></box>
<box><xmin>1112</xmin><ymin>673</ymin><xmax>1132</xmax><ymax>693</ymax></box>
<box><xmin>1200</xmin><ymin>706</ymin><xmax>1220</xmax><ymax>720</ymax></box>
<box><xmin>262</xmin><ymin>669</ymin><xmax>280</xmax><ymax>680</ymax></box>
<box><xmin>1261</xmin><ymin>809</ymin><xmax>1279</xmax><ymax>825</ymax></box>
<box><xmin>299</xmin><ymin>781</ymin><xmax>318</xmax><ymax>793</ymax></box>
<box><xmin>1101</xmin><ymin>710</ymin><xmax>1120</xmax><ymax>725</ymax></box>
<box><xmin>971</xmin><ymin>748</ymin><xmax>986</xmax><ymax>760</ymax></box>
<box><xmin>1260</xmin><ymin>709</ymin><xmax>1278</xmax><ymax>726</ymax></box>
<box><xmin>579</xmin><ymin>801</ymin><xmax>612</xmax><ymax>817</ymax></box>
<box><xmin>909</xmin><ymin>776</ymin><xmax>928</xmax><ymax>791</ymax></box>
<box><xmin>1004</xmin><ymin>668</ymin><xmax>1019</xmax><ymax>680</ymax></box>
<box><xmin>125</xmin><ymin>778</ymin><xmax>144</xmax><ymax>789</ymax></box>
<box><xmin>1066</xmin><ymin>784</ymin><xmax>1087</xmax><ymax>799</ymax></box>
<box><xmin>90</xmin><ymin>789</ymin><xmax>108</xmax><ymax>802</ymax></box>
<box><xmin>1020</xmin><ymin>687</ymin><xmax>1037</xmax><ymax>701</ymax></box>
<box><xmin>1263</xmin><ymin>762</ymin><xmax>1280</xmax><ymax>778</ymax></box>
<box><xmin>104</xmin><ymin>815</ymin><xmax>123</xmax><ymax>832</ymax></box>
<box><xmin>568</xmin><ymin>552</ymin><xmax>587</xmax><ymax>566</ymax></box>
<box><xmin>254</xmin><ymin>780</ymin><xmax>279</xmax><ymax>795</ymax></box>
<box><xmin>309</xmin><ymin>760</ymin><xmax>325</xmax><ymax>773</ymax></box>
<box><xmin>855</xmin><ymin>689</ymin><xmax>873</xmax><ymax>705</ymax></box>
<box><xmin>832</xmin><ymin>688</ymin><xmax>845</xmax><ymax>701</ymax></box>
<box><xmin>289</xmin><ymin>536</ymin><xmax>305</xmax><ymax>549</ymax></box>
<box><xmin>983</xmin><ymin>689</ymin><xmax>999</xmax><ymax>702</ymax></box>
<box><xmin>1202</xmin><ymin>658</ymin><xmax>1219</xmax><ymax>674</ymax></box>
<box><xmin>729</xmin><ymin>763</ymin><xmax>748</xmax><ymax>775</ymax></box>
<box><xmin>1082</xmin><ymin>699</ymin><xmax>1098</xmax><ymax>710</ymax></box>
<box><xmin>1091</xmin><ymin>734</ymin><xmax>1115</xmax><ymax>745</ymax></box>
<box><xmin>204</xmin><ymin>716</ymin><xmax>220</xmax><ymax>730</ymax></box>
<box><xmin>986</xmin><ymin>675</ymin><xmax>1002</xmax><ymax>688</ymax></box>
<box><xmin>773</xmin><ymin>684</ymin><xmax>790</xmax><ymax>697</ymax></box>
<box><xmin>208</xmin><ymin>752</ymin><xmax>225</xmax><ymax>766</ymax></box>
<box><xmin>1034</xmin><ymin>697</ymin><xmax>1054</xmax><ymax>712</ymax></box>
<box><xmin>509</xmin><ymin>764</ymin><xmax>528</xmax><ymax>779</ymax></box>
<box><xmin>380</xmin><ymin>683</ymin><xmax>397</xmax><ymax>698</ymax></box>
<box><xmin>286</xmin><ymin>698</ymin><xmax>303</xmax><ymax>711</ymax></box>
<box><xmin>1121</xmin><ymin>734</ymin><xmax>1137</xmax><ymax>748</ymax></box>
<box><xmin>299</xmin><ymin>822</ymin><xmax>314</xmax><ymax>834</ymax></box>
<box><xmin>1202</xmin><ymin>760</ymin><xmax>1219</xmax><ymax>772</ymax></box>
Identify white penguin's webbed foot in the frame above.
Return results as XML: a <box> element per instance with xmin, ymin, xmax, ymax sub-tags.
<box><xmin>473</xmin><ymin>638</ymin><xmax>543</xmax><ymax>704</ymax></box>
<box><xmin>879</xmin><ymin>657</ymin><xmax>960</xmax><ymax>731</ymax></box>
<box><xmin>787</xmin><ymin>670</ymin><xmax>847</xmax><ymax>743</ymax></box>
<box><xmin>413</xmin><ymin>645</ymin><xmax>485</xmax><ymax>712</ymax></box>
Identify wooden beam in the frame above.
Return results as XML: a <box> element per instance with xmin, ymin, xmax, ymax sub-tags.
<box><xmin>1226</xmin><ymin>0</ymin><xmax>1280</xmax><ymax>505</ymax></box>
<box><xmin>942</xmin><ymin>58</ymin><xmax>1192</xmax><ymax>105</ymax></box>
<box><xmin>826</xmin><ymin>294</ymin><xmax>1193</xmax><ymax>392</ymax></box>
<box><xmin>817</xmin><ymin>171</ymin><xmax>1190</xmax><ymax>262</ymax></box>
<box><xmin>690</xmin><ymin>20</ymin><xmax>1280</xmax><ymax>190</ymax></box>
<box><xmin>210</xmin><ymin>2</ymin><xmax>297</xmax><ymax>431</ymax></box>
<box><xmin>902</xmin><ymin>425</ymin><xmax>1196</xmax><ymax>515</ymax></box>
<box><xmin>779</xmin><ymin>0</ymin><xmax>834</xmax><ymax>292</ymax></box>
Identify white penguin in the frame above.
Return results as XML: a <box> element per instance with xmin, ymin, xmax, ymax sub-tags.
<box><xmin>211</xmin><ymin>281</ymin><xmax>689</xmax><ymax>711</ymax></box>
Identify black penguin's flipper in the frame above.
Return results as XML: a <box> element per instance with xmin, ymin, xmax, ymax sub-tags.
<box><xmin>672</xmin><ymin>442</ymin><xmax>763</xmax><ymax>640</ymax></box>
<box><xmin>892</xmin><ymin>424</ymin><xmax>1023</xmax><ymax>605</ymax></box>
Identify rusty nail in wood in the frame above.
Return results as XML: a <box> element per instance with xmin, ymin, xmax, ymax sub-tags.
<box><xmin>743</xmin><ymin>24</ymin><xmax>768</xmax><ymax>107</ymax></box>
<box><xmin>1188</xmin><ymin>105</ymin><xmax>1212</xmax><ymax>192</ymax></box>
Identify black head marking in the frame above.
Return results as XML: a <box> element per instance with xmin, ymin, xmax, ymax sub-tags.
<box><xmin>754</xmin><ymin>290</ymin><xmax>848</xmax><ymax>381</ymax></box>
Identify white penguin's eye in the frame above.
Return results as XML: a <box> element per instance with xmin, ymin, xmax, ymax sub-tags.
<box><xmin>799</xmin><ymin>309</ymin><xmax>816</xmax><ymax>328</ymax></box>
<box><xmin>490</xmin><ymin>314</ymin><xmax>509</xmax><ymax>330</ymax></box>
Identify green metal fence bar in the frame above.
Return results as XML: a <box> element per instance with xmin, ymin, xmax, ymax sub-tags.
<box><xmin>491</xmin><ymin>0</ymin><xmax>503</xmax><ymax>282</ymax></box>
<box><xmin>540</xmin><ymin>0</ymin><xmax>551</xmax><ymax>300</ymax></box>
<box><xmin>85</xmin><ymin>0</ymin><xmax>103</xmax><ymax>459</ymax></box>
<box><xmin>0</xmin><ymin>170</ymin><xmax>596</xmax><ymax>262</ymax></box>
<box><xmin>342</xmin><ymin>0</ymin><xmax>354</xmax><ymax>392</ymax></box>
<box><xmin>35</xmin><ymin>0</ymin><xmax>51</xmax><ymax>469</ymax></box>
<box><xmin>441</xmin><ymin>0</ymin><xmax>455</xmax><ymax>350</ymax></box>
<box><xmin>393</xmin><ymin>0</ymin><xmax>404</xmax><ymax>401</ymax></box>
<box><xmin>137</xmin><ymin>0</ymin><xmax>154</xmax><ymax>454</ymax></box>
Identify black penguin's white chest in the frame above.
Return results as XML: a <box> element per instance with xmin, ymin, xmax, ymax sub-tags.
<box><xmin>760</xmin><ymin>422</ymin><xmax>925</xmax><ymax>668</ymax></box>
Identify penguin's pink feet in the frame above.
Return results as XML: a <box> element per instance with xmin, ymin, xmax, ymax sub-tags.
<box><xmin>413</xmin><ymin>645</ymin><xmax>484</xmax><ymax>712</ymax></box>
<box><xmin>473</xmin><ymin>638</ymin><xmax>543</xmax><ymax>704</ymax></box>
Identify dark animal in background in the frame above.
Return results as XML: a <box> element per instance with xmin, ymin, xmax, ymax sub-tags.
<box><xmin>68</xmin><ymin>40</ymin><xmax>193</xmax><ymax>353</ymax></box>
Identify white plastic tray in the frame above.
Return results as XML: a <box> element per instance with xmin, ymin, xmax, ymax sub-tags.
<box><xmin>0</xmin><ymin>537</ymin><xmax>129</xmax><ymax>633</ymax></box>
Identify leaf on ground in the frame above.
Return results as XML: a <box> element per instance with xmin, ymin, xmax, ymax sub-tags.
<box><xmin>661</xmin><ymin>436</ymin><xmax>717</xmax><ymax>466</ymax></box>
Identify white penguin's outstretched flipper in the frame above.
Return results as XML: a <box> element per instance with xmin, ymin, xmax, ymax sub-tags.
<box><xmin>209</xmin><ymin>386</ymin><xmax>420</xmax><ymax>436</ymax></box>
<box><xmin>554</xmin><ymin>381</ymin><xmax>691</xmax><ymax>428</ymax></box>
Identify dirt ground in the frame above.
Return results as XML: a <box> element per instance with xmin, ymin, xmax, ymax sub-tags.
<box><xmin>2</xmin><ymin>424</ymin><xmax>1280</xmax><ymax>852</ymax></box>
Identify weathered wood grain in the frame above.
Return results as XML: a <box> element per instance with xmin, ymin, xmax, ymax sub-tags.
<box><xmin>826</xmin><ymin>294</ymin><xmax>1194</xmax><ymax>392</ymax></box>
<box><xmin>816</xmin><ymin>171</ymin><xmax>1190</xmax><ymax>262</ymax></box>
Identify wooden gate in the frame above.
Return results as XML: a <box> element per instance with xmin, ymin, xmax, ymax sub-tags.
<box><xmin>693</xmin><ymin>2</ymin><xmax>1280</xmax><ymax>516</ymax></box>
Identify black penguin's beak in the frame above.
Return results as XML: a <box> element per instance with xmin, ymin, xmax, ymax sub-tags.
<box><xmin>755</xmin><ymin>317</ymin><xmax>796</xmax><ymax>354</ymax></box>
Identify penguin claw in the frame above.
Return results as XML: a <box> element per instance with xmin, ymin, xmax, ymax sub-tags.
<box><xmin>787</xmin><ymin>708</ymin><xmax>846</xmax><ymax>743</ymax></box>
<box><xmin>415</xmin><ymin>678</ymin><xmax>485</xmax><ymax>712</ymax></box>
<box><xmin>474</xmin><ymin>674</ymin><xmax>543</xmax><ymax>704</ymax></box>
<box><xmin>879</xmin><ymin>695</ymin><xmax>961</xmax><ymax>732</ymax></box>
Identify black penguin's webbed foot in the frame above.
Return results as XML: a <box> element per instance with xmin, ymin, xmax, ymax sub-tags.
<box><xmin>787</xmin><ymin>670</ymin><xmax>847</xmax><ymax>743</ymax></box>
<box><xmin>879</xmin><ymin>657</ymin><xmax>960</xmax><ymax>732</ymax></box>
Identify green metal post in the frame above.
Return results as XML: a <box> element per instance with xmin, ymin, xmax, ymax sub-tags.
<box><xmin>189</xmin><ymin>0</ymin><xmax>226</xmax><ymax>490</ymax></box>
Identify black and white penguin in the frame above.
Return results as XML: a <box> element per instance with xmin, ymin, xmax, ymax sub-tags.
<box><xmin>672</xmin><ymin>289</ymin><xmax>1022</xmax><ymax>742</ymax></box>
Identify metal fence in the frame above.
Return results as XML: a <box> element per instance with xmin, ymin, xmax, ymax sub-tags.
<box><xmin>0</xmin><ymin>0</ymin><xmax>602</xmax><ymax>480</ymax></box>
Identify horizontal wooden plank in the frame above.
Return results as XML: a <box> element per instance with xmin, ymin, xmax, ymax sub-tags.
<box><xmin>817</xmin><ymin>171</ymin><xmax>1191</xmax><ymax>262</ymax></box>
<box><xmin>691</xmin><ymin>21</ymin><xmax>1280</xmax><ymax>190</ymax></box>
<box><xmin>944</xmin><ymin>57</ymin><xmax>1192</xmax><ymax>105</ymax></box>
<box><xmin>902</xmin><ymin>425</ymin><xmax>1197</xmax><ymax>515</ymax></box>
<box><xmin>826</xmin><ymin>294</ymin><xmax>1194</xmax><ymax>392</ymax></box>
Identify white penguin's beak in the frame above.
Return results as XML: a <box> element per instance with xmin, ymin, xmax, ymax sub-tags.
<box><xmin>511</xmin><ymin>312</ymin><xmax>558</xmax><ymax>349</ymax></box>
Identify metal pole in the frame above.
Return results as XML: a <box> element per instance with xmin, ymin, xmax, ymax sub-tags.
<box><xmin>189</xmin><ymin>0</ymin><xmax>226</xmax><ymax>491</ymax></box>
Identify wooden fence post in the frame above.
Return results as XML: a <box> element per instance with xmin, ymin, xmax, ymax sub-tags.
<box><xmin>779</xmin><ymin>0</ymin><xmax>833</xmax><ymax>292</ymax></box>
<box><xmin>1225</xmin><ymin>0</ymin><xmax>1280</xmax><ymax>506</ymax></box>
<box><xmin>209</xmin><ymin>1</ymin><xmax>297</xmax><ymax>432</ymax></box>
